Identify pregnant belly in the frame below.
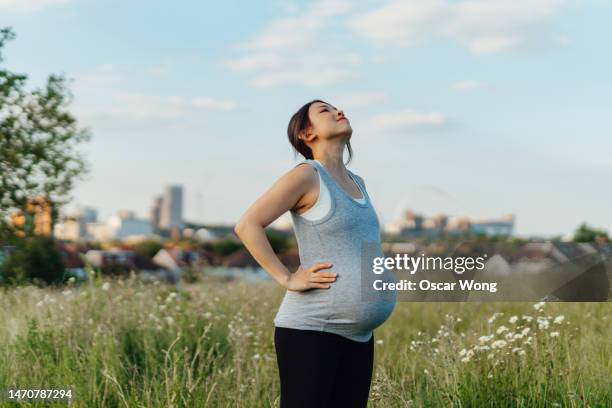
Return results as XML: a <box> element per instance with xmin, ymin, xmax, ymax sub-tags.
<box><xmin>276</xmin><ymin>277</ymin><xmax>396</xmax><ymax>333</ymax></box>
<box><xmin>330</xmin><ymin>295</ymin><xmax>396</xmax><ymax>332</ymax></box>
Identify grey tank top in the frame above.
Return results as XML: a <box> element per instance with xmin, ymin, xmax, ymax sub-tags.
<box><xmin>273</xmin><ymin>159</ymin><xmax>397</xmax><ymax>342</ymax></box>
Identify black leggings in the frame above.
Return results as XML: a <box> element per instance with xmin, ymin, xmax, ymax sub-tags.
<box><xmin>274</xmin><ymin>326</ymin><xmax>374</xmax><ymax>408</ymax></box>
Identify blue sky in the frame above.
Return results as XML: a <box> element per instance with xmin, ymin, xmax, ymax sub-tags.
<box><xmin>1</xmin><ymin>0</ymin><xmax>611</xmax><ymax>237</ymax></box>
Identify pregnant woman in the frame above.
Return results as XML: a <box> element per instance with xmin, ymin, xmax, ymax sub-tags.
<box><xmin>234</xmin><ymin>99</ymin><xmax>396</xmax><ymax>407</ymax></box>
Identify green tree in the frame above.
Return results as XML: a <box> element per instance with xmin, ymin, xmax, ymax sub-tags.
<box><xmin>265</xmin><ymin>229</ymin><xmax>290</xmax><ymax>254</ymax></box>
<box><xmin>573</xmin><ymin>222</ymin><xmax>609</xmax><ymax>243</ymax></box>
<box><xmin>0</xmin><ymin>27</ymin><xmax>91</xmax><ymax>236</ymax></box>
<box><xmin>212</xmin><ymin>238</ymin><xmax>243</xmax><ymax>257</ymax></box>
<box><xmin>0</xmin><ymin>235</ymin><xmax>66</xmax><ymax>285</ymax></box>
<box><xmin>134</xmin><ymin>239</ymin><xmax>164</xmax><ymax>259</ymax></box>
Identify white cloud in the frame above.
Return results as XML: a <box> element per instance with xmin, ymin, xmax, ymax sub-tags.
<box><xmin>225</xmin><ymin>53</ymin><xmax>284</xmax><ymax>71</ymax></box>
<box><xmin>192</xmin><ymin>97</ymin><xmax>237</xmax><ymax>111</ymax></box>
<box><xmin>71</xmin><ymin>65</ymin><xmax>237</xmax><ymax>132</ymax></box>
<box><xmin>364</xmin><ymin>108</ymin><xmax>449</xmax><ymax>134</ymax></box>
<box><xmin>0</xmin><ymin>0</ymin><xmax>70</xmax><ymax>13</ymax></box>
<box><xmin>72</xmin><ymin>64</ymin><xmax>124</xmax><ymax>95</ymax></box>
<box><xmin>146</xmin><ymin>62</ymin><xmax>173</xmax><ymax>78</ymax></box>
<box><xmin>347</xmin><ymin>0</ymin><xmax>569</xmax><ymax>54</ymax></box>
<box><xmin>334</xmin><ymin>91</ymin><xmax>388</xmax><ymax>111</ymax></box>
<box><xmin>225</xmin><ymin>0</ymin><xmax>360</xmax><ymax>88</ymax></box>
<box><xmin>347</xmin><ymin>0</ymin><xmax>449</xmax><ymax>46</ymax></box>
<box><xmin>75</xmin><ymin>93</ymin><xmax>237</xmax><ymax>130</ymax></box>
<box><xmin>450</xmin><ymin>80</ymin><xmax>490</xmax><ymax>92</ymax></box>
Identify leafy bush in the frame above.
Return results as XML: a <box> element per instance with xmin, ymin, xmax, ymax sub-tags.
<box><xmin>212</xmin><ymin>239</ymin><xmax>243</xmax><ymax>257</ymax></box>
<box><xmin>134</xmin><ymin>239</ymin><xmax>164</xmax><ymax>259</ymax></box>
<box><xmin>0</xmin><ymin>236</ymin><xmax>66</xmax><ymax>285</ymax></box>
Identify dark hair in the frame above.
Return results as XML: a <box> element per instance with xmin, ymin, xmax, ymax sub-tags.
<box><xmin>287</xmin><ymin>99</ymin><xmax>353</xmax><ymax>164</ymax></box>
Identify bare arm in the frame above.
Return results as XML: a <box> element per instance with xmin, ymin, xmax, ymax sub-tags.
<box><xmin>234</xmin><ymin>164</ymin><xmax>337</xmax><ymax>290</ymax></box>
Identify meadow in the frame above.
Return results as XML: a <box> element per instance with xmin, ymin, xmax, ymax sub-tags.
<box><xmin>1</xmin><ymin>275</ymin><xmax>610</xmax><ymax>407</ymax></box>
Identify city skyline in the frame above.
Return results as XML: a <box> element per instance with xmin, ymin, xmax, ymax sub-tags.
<box><xmin>2</xmin><ymin>0</ymin><xmax>611</xmax><ymax>237</ymax></box>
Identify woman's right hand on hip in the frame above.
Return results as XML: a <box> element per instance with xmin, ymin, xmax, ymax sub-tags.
<box><xmin>285</xmin><ymin>263</ymin><xmax>337</xmax><ymax>292</ymax></box>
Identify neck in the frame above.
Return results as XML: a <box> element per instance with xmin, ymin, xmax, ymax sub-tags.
<box><xmin>312</xmin><ymin>142</ymin><xmax>346</xmax><ymax>175</ymax></box>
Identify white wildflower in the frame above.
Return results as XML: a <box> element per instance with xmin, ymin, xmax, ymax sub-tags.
<box><xmin>522</xmin><ymin>315</ymin><xmax>533</xmax><ymax>323</ymax></box>
<box><xmin>376</xmin><ymin>339</ymin><xmax>384</xmax><ymax>345</ymax></box>
<box><xmin>488</xmin><ymin>312</ymin><xmax>504</xmax><ymax>324</ymax></box>
<box><xmin>509</xmin><ymin>316</ymin><xmax>518</xmax><ymax>324</ymax></box>
<box><xmin>461</xmin><ymin>350</ymin><xmax>474</xmax><ymax>363</ymax></box>
<box><xmin>491</xmin><ymin>340</ymin><xmax>507</xmax><ymax>349</ymax></box>
<box><xmin>478</xmin><ymin>335</ymin><xmax>494</xmax><ymax>344</ymax></box>
<box><xmin>537</xmin><ymin>316</ymin><xmax>550</xmax><ymax>330</ymax></box>
<box><xmin>554</xmin><ymin>315</ymin><xmax>565</xmax><ymax>324</ymax></box>
<box><xmin>550</xmin><ymin>331</ymin><xmax>560</xmax><ymax>338</ymax></box>
<box><xmin>496</xmin><ymin>325</ymin><xmax>509</xmax><ymax>335</ymax></box>
<box><xmin>102</xmin><ymin>282</ymin><xmax>110</xmax><ymax>291</ymax></box>
<box><xmin>521</xmin><ymin>327</ymin><xmax>531</xmax><ymax>336</ymax></box>
<box><xmin>533</xmin><ymin>301</ymin><xmax>545</xmax><ymax>311</ymax></box>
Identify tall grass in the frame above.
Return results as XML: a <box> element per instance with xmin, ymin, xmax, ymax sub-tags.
<box><xmin>0</xmin><ymin>276</ymin><xmax>610</xmax><ymax>407</ymax></box>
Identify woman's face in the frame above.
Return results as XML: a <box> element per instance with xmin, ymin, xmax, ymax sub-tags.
<box><xmin>306</xmin><ymin>101</ymin><xmax>352</xmax><ymax>141</ymax></box>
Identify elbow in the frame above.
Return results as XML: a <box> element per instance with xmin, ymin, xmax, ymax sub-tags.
<box><xmin>234</xmin><ymin>221</ymin><xmax>244</xmax><ymax>240</ymax></box>
<box><xmin>234</xmin><ymin>218</ymin><xmax>249</xmax><ymax>240</ymax></box>
<box><xmin>234</xmin><ymin>218</ymin><xmax>263</xmax><ymax>241</ymax></box>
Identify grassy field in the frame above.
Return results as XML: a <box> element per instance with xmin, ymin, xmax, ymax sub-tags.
<box><xmin>1</xmin><ymin>276</ymin><xmax>610</xmax><ymax>407</ymax></box>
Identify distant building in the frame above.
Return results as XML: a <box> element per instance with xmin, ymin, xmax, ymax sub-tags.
<box><xmin>107</xmin><ymin>211</ymin><xmax>153</xmax><ymax>241</ymax></box>
<box><xmin>150</xmin><ymin>195</ymin><xmax>163</xmax><ymax>233</ymax></box>
<box><xmin>85</xmin><ymin>222</ymin><xmax>116</xmax><ymax>242</ymax></box>
<box><xmin>54</xmin><ymin>206</ymin><xmax>98</xmax><ymax>241</ymax></box>
<box><xmin>85</xmin><ymin>249</ymin><xmax>136</xmax><ymax>268</ymax></box>
<box><xmin>384</xmin><ymin>209</ymin><xmax>515</xmax><ymax>238</ymax></box>
<box><xmin>153</xmin><ymin>248</ymin><xmax>200</xmax><ymax>272</ymax></box>
<box><xmin>159</xmin><ymin>185</ymin><xmax>184</xmax><ymax>232</ymax></box>
<box><xmin>469</xmin><ymin>215</ymin><xmax>514</xmax><ymax>237</ymax></box>
<box><xmin>9</xmin><ymin>196</ymin><xmax>54</xmax><ymax>237</ymax></box>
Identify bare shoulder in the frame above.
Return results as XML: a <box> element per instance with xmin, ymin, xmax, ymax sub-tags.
<box><xmin>287</xmin><ymin>162</ymin><xmax>318</xmax><ymax>185</ymax></box>
<box><xmin>272</xmin><ymin>162</ymin><xmax>318</xmax><ymax>197</ymax></box>
<box><xmin>280</xmin><ymin>162</ymin><xmax>319</xmax><ymax>212</ymax></box>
